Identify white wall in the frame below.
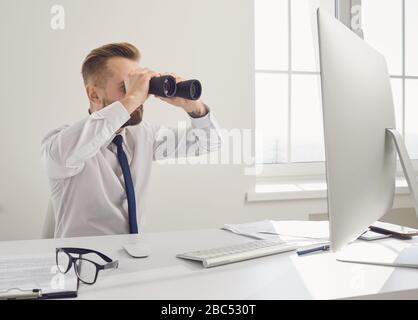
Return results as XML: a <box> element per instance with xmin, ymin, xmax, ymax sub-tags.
<box><xmin>0</xmin><ymin>0</ymin><xmax>416</xmax><ymax>241</ymax></box>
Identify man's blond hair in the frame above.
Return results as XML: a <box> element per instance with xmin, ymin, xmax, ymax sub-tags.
<box><xmin>81</xmin><ymin>42</ymin><xmax>140</xmax><ymax>87</ymax></box>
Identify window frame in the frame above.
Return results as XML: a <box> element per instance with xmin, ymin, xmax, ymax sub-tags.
<box><xmin>255</xmin><ymin>0</ymin><xmax>418</xmax><ymax>180</ymax></box>
<box><xmin>255</xmin><ymin>0</ymin><xmax>337</xmax><ymax>178</ymax></box>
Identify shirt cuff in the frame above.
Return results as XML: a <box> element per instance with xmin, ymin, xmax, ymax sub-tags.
<box><xmin>91</xmin><ymin>101</ymin><xmax>131</xmax><ymax>132</ymax></box>
<box><xmin>190</xmin><ymin>111</ymin><xmax>214</xmax><ymax>129</ymax></box>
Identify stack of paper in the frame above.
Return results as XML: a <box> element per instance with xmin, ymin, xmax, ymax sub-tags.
<box><xmin>222</xmin><ymin>220</ymin><xmax>330</xmax><ymax>246</ymax></box>
<box><xmin>0</xmin><ymin>253</ymin><xmax>79</xmax><ymax>298</ymax></box>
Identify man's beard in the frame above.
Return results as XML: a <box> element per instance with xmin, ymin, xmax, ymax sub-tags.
<box><xmin>121</xmin><ymin>105</ymin><xmax>143</xmax><ymax>128</ymax></box>
<box><xmin>102</xmin><ymin>99</ymin><xmax>143</xmax><ymax>128</ymax></box>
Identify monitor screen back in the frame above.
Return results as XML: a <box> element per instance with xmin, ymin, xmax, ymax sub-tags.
<box><xmin>317</xmin><ymin>9</ymin><xmax>396</xmax><ymax>252</ymax></box>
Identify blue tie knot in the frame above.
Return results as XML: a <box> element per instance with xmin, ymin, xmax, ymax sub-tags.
<box><xmin>112</xmin><ymin>135</ymin><xmax>123</xmax><ymax>147</ymax></box>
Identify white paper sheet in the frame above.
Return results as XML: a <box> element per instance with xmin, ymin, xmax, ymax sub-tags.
<box><xmin>0</xmin><ymin>253</ymin><xmax>78</xmax><ymax>295</ymax></box>
<box><xmin>223</xmin><ymin>220</ymin><xmax>330</xmax><ymax>246</ymax></box>
<box><xmin>270</xmin><ymin>220</ymin><xmax>329</xmax><ymax>239</ymax></box>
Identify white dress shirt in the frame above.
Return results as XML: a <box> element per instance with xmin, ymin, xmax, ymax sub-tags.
<box><xmin>41</xmin><ymin>101</ymin><xmax>222</xmax><ymax>238</ymax></box>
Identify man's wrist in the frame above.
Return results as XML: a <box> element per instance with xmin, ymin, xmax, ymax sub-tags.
<box><xmin>120</xmin><ymin>95</ymin><xmax>140</xmax><ymax>114</ymax></box>
<box><xmin>185</xmin><ymin>101</ymin><xmax>209</xmax><ymax>118</ymax></box>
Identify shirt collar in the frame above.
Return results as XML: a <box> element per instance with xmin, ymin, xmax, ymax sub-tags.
<box><xmin>107</xmin><ymin>128</ymin><xmax>129</xmax><ymax>153</ymax></box>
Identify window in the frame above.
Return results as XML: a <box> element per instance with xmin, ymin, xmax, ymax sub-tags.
<box><xmin>255</xmin><ymin>0</ymin><xmax>418</xmax><ymax>176</ymax></box>
<box><xmin>255</xmin><ymin>0</ymin><xmax>336</xmax><ymax>166</ymax></box>
<box><xmin>362</xmin><ymin>0</ymin><xmax>418</xmax><ymax>159</ymax></box>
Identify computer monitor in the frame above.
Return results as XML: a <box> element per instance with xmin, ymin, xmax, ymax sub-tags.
<box><xmin>317</xmin><ymin>9</ymin><xmax>418</xmax><ymax>252</ymax></box>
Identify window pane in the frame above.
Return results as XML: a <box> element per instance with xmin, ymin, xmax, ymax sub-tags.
<box><xmin>255</xmin><ymin>0</ymin><xmax>288</xmax><ymax>70</ymax></box>
<box><xmin>291</xmin><ymin>75</ymin><xmax>325</xmax><ymax>162</ymax></box>
<box><xmin>362</xmin><ymin>0</ymin><xmax>402</xmax><ymax>75</ymax></box>
<box><xmin>291</xmin><ymin>0</ymin><xmax>334</xmax><ymax>72</ymax></box>
<box><xmin>391</xmin><ymin>78</ymin><xmax>403</xmax><ymax>133</ymax></box>
<box><xmin>292</xmin><ymin>0</ymin><xmax>319</xmax><ymax>72</ymax></box>
<box><xmin>256</xmin><ymin>73</ymin><xmax>289</xmax><ymax>163</ymax></box>
<box><xmin>405</xmin><ymin>79</ymin><xmax>418</xmax><ymax>159</ymax></box>
<box><xmin>406</xmin><ymin>0</ymin><xmax>418</xmax><ymax>76</ymax></box>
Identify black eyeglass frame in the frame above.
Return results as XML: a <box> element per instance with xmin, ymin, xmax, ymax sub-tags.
<box><xmin>55</xmin><ymin>247</ymin><xmax>119</xmax><ymax>285</ymax></box>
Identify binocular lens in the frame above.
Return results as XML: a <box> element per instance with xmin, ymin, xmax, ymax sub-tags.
<box><xmin>162</xmin><ymin>78</ymin><xmax>176</xmax><ymax>96</ymax></box>
<box><xmin>149</xmin><ymin>75</ymin><xmax>177</xmax><ymax>97</ymax></box>
<box><xmin>191</xmin><ymin>85</ymin><xmax>197</xmax><ymax>97</ymax></box>
<box><xmin>149</xmin><ymin>76</ymin><xmax>202</xmax><ymax>100</ymax></box>
<box><xmin>175</xmin><ymin>80</ymin><xmax>202</xmax><ymax>101</ymax></box>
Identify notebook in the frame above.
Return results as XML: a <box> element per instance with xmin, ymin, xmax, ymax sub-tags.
<box><xmin>0</xmin><ymin>253</ymin><xmax>79</xmax><ymax>299</ymax></box>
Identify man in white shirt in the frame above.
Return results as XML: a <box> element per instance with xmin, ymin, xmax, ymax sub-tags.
<box><xmin>41</xmin><ymin>42</ymin><xmax>222</xmax><ymax>238</ymax></box>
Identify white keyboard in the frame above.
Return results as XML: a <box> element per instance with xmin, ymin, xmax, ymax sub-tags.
<box><xmin>176</xmin><ymin>240</ymin><xmax>298</xmax><ymax>268</ymax></box>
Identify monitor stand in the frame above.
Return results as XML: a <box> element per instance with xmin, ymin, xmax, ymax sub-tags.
<box><xmin>386</xmin><ymin>128</ymin><xmax>418</xmax><ymax>217</ymax></box>
<box><xmin>336</xmin><ymin>129</ymin><xmax>418</xmax><ymax>268</ymax></box>
<box><xmin>361</xmin><ymin>128</ymin><xmax>418</xmax><ymax>239</ymax></box>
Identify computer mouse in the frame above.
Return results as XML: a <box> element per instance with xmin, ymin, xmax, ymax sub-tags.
<box><xmin>123</xmin><ymin>243</ymin><xmax>150</xmax><ymax>258</ymax></box>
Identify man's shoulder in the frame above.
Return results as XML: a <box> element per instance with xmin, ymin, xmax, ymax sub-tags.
<box><xmin>125</xmin><ymin>121</ymin><xmax>159</xmax><ymax>143</ymax></box>
<box><xmin>127</xmin><ymin>121</ymin><xmax>158</xmax><ymax>135</ymax></box>
<box><xmin>41</xmin><ymin>124</ymin><xmax>70</xmax><ymax>144</ymax></box>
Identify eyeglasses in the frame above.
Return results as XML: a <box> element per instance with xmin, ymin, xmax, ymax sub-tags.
<box><xmin>56</xmin><ymin>247</ymin><xmax>119</xmax><ymax>285</ymax></box>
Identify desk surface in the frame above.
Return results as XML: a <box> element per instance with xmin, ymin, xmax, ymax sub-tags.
<box><xmin>1</xmin><ymin>229</ymin><xmax>418</xmax><ymax>300</ymax></box>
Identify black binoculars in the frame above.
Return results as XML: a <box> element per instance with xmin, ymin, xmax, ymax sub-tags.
<box><xmin>149</xmin><ymin>75</ymin><xmax>202</xmax><ymax>100</ymax></box>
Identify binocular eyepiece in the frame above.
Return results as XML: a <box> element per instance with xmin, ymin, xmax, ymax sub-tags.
<box><xmin>149</xmin><ymin>75</ymin><xmax>202</xmax><ymax>100</ymax></box>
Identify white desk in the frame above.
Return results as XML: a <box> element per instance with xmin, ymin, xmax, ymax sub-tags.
<box><xmin>1</xmin><ymin>228</ymin><xmax>418</xmax><ymax>299</ymax></box>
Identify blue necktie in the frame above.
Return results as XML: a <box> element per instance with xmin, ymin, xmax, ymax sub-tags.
<box><xmin>113</xmin><ymin>135</ymin><xmax>138</xmax><ymax>234</ymax></box>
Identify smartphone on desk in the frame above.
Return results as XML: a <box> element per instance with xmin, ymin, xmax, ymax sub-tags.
<box><xmin>369</xmin><ymin>221</ymin><xmax>418</xmax><ymax>239</ymax></box>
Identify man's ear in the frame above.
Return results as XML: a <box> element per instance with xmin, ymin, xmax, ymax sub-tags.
<box><xmin>86</xmin><ymin>84</ymin><xmax>102</xmax><ymax>109</ymax></box>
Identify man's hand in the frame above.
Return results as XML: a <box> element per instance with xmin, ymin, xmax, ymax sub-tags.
<box><xmin>157</xmin><ymin>73</ymin><xmax>208</xmax><ymax>117</ymax></box>
<box><xmin>120</xmin><ymin>68</ymin><xmax>160</xmax><ymax>114</ymax></box>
